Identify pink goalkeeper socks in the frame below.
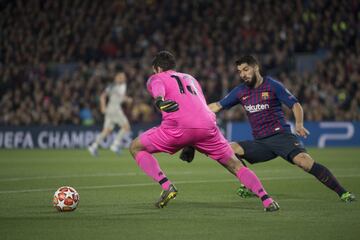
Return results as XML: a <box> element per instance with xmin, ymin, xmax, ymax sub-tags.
<box><xmin>236</xmin><ymin>167</ymin><xmax>273</xmax><ymax>207</ymax></box>
<box><xmin>135</xmin><ymin>151</ymin><xmax>171</xmax><ymax>190</ymax></box>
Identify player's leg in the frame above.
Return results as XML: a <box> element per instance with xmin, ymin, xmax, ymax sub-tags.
<box><xmin>230</xmin><ymin>141</ymin><xmax>277</xmax><ymax>198</ymax></box>
<box><xmin>269</xmin><ymin>133</ymin><xmax>355</xmax><ymax>202</ymax></box>
<box><xmin>231</xmin><ymin>141</ymin><xmax>278</xmax><ymax>165</ymax></box>
<box><xmin>292</xmin><ymin>152</ymin><xmax>355</xmax><ymax>202</ymax></box>
<box><xmin>222</xmin><ymin>154</ymin><xmax>280</xmax><ymax>211</ymax></box>
<box><xmin>129</xmin><ymin>136</ymin><xmax>172</xmax><ymax>191</ymax></box>
<box><xmin>88</xmin><ymin>118</ymin><xmax>114</xmax><ymax>156</ymax></box>
<box><xmin>179</xmin><ymin>141</ymin><xmax>275</xmax><ymax>165</ymax></box>
<box><xmin>194</xmin><ymin>127</ymin><xmax>279</xmax><ymax>211</ymax></box>
<box><xmin>110</xmin><ymin>114</ymin><xmax>131</xmax><ymax>154</ymax></box>
<box><xmin>179</xmin><ymin>140</ymin><xmax>253</xmax><ymax>164</ymax></box>
<box><xmin>129</xmin><ymin>127</ymin><xmax>180</xmax><ymax>208</ymax></box>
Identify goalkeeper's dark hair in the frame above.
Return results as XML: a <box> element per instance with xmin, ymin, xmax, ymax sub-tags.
<box><xmin>235</xmin><ymin>55</ymin><xmax>260</xmax><ymax>67</ymax></box>
<box><xmin>152</xmin><ymin>51</ymin><xmax>176</xmax><ymax>71</ymax></box>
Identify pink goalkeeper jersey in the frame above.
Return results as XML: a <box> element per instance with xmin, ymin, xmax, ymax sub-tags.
<box><xmin>147</xmin><ymin>70</ymin><xmax>217</xmax><ymax>129</ymax></box>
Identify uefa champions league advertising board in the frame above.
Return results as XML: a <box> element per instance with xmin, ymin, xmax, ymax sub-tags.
<box><xmin>0</xmin><ymin>124</ymin><xmax>156</xmax><ymax>149</ymax></box>
<box><xmin>0</xmin><ymin>122</ymin><xmax>359</xmax><ymax>149</ymax></box>
<box><xmin>228</xmin><ymin>121</ymin><xmax>360</xmax><ymax>148</ymax></box>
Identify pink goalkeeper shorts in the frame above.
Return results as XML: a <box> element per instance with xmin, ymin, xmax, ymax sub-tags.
<box><xmin>139</xmin><ymin>126</ymin><xmax>233</xmax><ymax>164</ymax></box>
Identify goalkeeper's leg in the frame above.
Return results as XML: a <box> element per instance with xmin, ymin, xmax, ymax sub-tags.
<box><xmin>231</xmin><ymin>142</ymin><xmax>277</xmax><ymax>198</ymax></box>
<box><xmin>129</xmin><ymin>127</ymin><xmax>181</xmax><ymax>208</ymax></box>
<box><xmin>129</xmin><ymin>137</ymin><xmax>173</xmax><ymax>192</ymax></box>
<box><xmin>195</xmin><ymin>128</ymin><xmax>279</xmax><ymax>212</ymax></box>
<box><xmin>222</xmin><ymin>155</ymin><xmax>279</xmax><ymax>212</ymax></box>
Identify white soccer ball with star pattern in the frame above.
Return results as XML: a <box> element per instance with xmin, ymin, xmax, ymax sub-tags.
<box><xmin>53</xmin><ymin>186</ymin><xmax>79</xmax><ymax>212</ymax></box>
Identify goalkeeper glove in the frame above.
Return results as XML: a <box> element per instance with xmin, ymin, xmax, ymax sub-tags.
<box><xmin>180</xmin><ymin>146</ymin><xmax>195</xmax><ymax>163</ymax></box>
<box><xmin>155</xmin><ymin>97</ymin><xmax>179</xmax><ymax>113</ymax></box>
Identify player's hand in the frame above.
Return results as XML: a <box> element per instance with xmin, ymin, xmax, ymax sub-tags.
<box><xmin>295</xmin><ymin>123</ymin><xmax>310</xmax><ymax>138</ymax></box>
<box><xmin>100</xmin><ymin>106</ymin><xmax>106</xmax><ymax>114</ymax></box>
<box><xmin>155</xmin><ymin>97</ymin><xmax>179</xmax><ymax>113</ymax></box>
<box><xmin>208</xmin><ymin>102</ymin><xmax>222</xmax><ymax>113</ymax></box>
<box><xmin>180</xmin><ymin>146</ymin><xmax>195</xmax><ymax>163</ymax></box>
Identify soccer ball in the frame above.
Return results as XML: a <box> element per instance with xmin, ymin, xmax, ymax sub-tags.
<box><xmin>53</xmin><ymin>186</ymin><xmax>80</xmax><ymax>212</ymax></box>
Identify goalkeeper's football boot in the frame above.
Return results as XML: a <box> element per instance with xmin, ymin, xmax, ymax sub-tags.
<box><xmin>155</xmin><ymin>184</ymin><xmax>178</xmax><ymax>208</ymax></box>
<box><xmin>340</xmin><ymin>192</ymin><xmax>356</xmax><ymax>202</ymax></box>
<box><xmin>264</xmin><ymin>201</ymin><xmax>280</xmax><ymax>212</ymax></box>
<box><xmin>88</xmin><ymin>145</ymin><xmax>98</xmax><ymax>157</ymax></box>
<box><xmin>236</xmin><ymin>184</ymin><xmax>256</xmax><ymax>198</ymax></box>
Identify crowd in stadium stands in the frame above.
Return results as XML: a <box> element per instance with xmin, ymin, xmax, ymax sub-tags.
<box><xmin>1</xmin><ymin>0</ymin><xmax>359</xmax><ymax>126</ymax></box>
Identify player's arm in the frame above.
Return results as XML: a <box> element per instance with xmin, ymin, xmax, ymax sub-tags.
<box><xmin>154</xmin><ymin>97</ymin><xmax>179</xmax><ymax>112</ymax></box>
<box><xmin>272</xmin><ymin>80</ymin><xmax>310</xmax><ymax>138</ymax></box>
<box><xmin>292</xmin><ymin>102</ymin><xmax>310</xmax><ymax>138</ymax></box>
<box><xmin>100</xmin><ymin>91</ymin><xmax>107</xmax><ymax>114</ymax></box>
<box><xmin>148</xmin><ymin>77</ymin><xmax>179</xmax><ymax>113</ymax></box>
<box><xmin>208</xmin><ymin>86</ymin><xmax>242</xmax><ymax>113</ymax></box>
<box><xmin>120</xmin><ymin>84</ymin><xmax>133</xmax><ymax>104</ymax></box>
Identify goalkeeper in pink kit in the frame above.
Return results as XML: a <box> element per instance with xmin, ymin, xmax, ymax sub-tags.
<box><xmin>129</xmin><ymin>51</ymin><xmax>279</xmax><ymax>211</ymax></box>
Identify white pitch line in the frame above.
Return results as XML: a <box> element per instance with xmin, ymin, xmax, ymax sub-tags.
<box><xmin>0</xmin><ymin>169</ymin><xmax>290</xmax><ymax>182</ymax></box>
<box><xmin>0</xmin><ymin>173</ymin><xmax>138</xmax><ymax>182</ymax></box>
<box><xmin>0</xmin><ymin>171</ymin><xmax>194</xmax><ymax>182</ymax></box>
<box><xmin>1</xmin><ymin>168</ymin><xmax>355</xmax><ymax>182</ymax></box>
<box><xmin>0</xmin><ymin>174</ymin><xmax>359</xmax><ymax>195</ymax></box>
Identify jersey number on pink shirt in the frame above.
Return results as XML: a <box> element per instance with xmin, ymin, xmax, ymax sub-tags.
<box><xmin>171</xmin><ymin>75</ymin><xmax>197</xmax><ymax>96</ymax></box>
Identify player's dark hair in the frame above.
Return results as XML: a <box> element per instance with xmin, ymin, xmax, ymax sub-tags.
<box><xmin>235</xmin><ymin>55</ymin><xmax>259</xmax><ymax>67</ymax></box>
<box><xmin>152</xmin><ymin>51</ymin><xmax>176</xmax><ymax>71</ymax></box>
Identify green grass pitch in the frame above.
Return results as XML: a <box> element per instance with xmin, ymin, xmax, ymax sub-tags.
<box><xmin>0</xmin><ymin>148</ymin><xmax>359</xmax><ymax>240</ymax></box>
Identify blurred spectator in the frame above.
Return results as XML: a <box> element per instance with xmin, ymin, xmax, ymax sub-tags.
<box><xmin>0</xmin><ymin>0</ymin><xmax>359</xmax><ymax>126</ymax></box>
<box><xmin>79</xmin><ymin>102</ymin><xmax>94</xmax><ymax>126</ymax></box>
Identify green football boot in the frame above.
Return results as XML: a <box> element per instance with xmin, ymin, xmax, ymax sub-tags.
<box><xmin>340</xmin><ymin>192</ymin><xmax>356</xmax><ymax>202</ymax></box>
<box><xmin>236</xmin><ymin>184</ymin><xmax>256</xmax><ymax>198</ymax></box>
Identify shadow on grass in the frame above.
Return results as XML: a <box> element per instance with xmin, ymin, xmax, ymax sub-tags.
<box><xmin>1</xmin><ymin>199</ymin><xmax>268</xmax><ymax>221</ymax></box>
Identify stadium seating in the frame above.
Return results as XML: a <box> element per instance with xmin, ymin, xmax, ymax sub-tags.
<box><xmin>0</xmin><ymin>0</ymin><xmax>359</xmax><ymax>125</ymax></box>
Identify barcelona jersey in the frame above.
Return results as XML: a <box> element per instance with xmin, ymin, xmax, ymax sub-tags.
<box><xmin>219</xmin><ymin>76</ymin><xmax>298</xmax><ymax>139</ymax></box>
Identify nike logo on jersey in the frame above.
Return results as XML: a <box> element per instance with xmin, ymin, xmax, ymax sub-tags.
<box><xmin>242</xmin><ymin>96</ymin><xmax>249</xmax><ymax>101</ymax></box>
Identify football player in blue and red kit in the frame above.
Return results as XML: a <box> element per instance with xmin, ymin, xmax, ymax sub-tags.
<box><xmin>181</xmin><ymin>55</ymin><xmax>355</xmax><ymax>203</ymax></box>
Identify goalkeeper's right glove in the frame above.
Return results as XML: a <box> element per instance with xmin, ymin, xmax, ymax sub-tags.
<box><xmin>155</xmin><ymin>97</ymin><xmax>179</xmax><ymax>113</ymax></box>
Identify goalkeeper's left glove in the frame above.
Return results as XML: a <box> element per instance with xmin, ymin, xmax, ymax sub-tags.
<box><xmin>155</xmin><ymin>97</ymin><xmax>179</xmax><ymax>113</ymax></box>
<box><xmin>180</xmin><ymin>146</ymin><xmax>195</xmax><ymax>163</ymax></box>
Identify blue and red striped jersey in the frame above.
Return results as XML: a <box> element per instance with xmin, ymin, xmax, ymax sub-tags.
<box><xmin>219</xmin><ymin>76</ymin><xmax>298</xmax><ymax>139</ymax></box>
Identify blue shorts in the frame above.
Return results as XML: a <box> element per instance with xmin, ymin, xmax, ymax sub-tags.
<box><xmin>238</xmin><ymin>133</ymin><xmax>306</xmax><ymax>164</ymax></box>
